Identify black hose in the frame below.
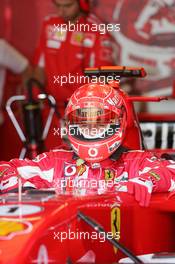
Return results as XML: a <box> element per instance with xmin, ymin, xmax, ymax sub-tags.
<box><xmin>78</xmin><ymin>211</ymin><xmax>143</xmax><ymax>264</ymax></box>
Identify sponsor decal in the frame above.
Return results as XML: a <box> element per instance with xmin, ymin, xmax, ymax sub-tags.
<box><xmin>76</xmin><ymin>158</ymin><xmax>85</xmax><ymax>167</ymax></box>
<box><xmin>104</xmin><ymin>169</ymin><xmax>114</xmax><ymax>181</ymax></box>
<box><xmin>0</xmin><ymin>220</ymin><xmax>32</xmax><ymax>240</ymax></box>
<box><xmin>149</xmin><ymin>171</ymin><xmax>160</xmax><ymax>181</ymax></box>
<box><xmin>77</xmin><ymin>164</ymin><xmax>86</xmax><ymax>176</ymax></box>
<box><xmin>47</xmin><ymin>25</ymin><xmax>67</xmax><ymax>42</ymax></box>
<box><xmin>71</xmin><ymin>32</ymin><xmax>84</xmax><ymax>46</ymax></box>
<box><xmin>107</xmin><ymin>95</ymin><xmax>120</xmax><ymax>106</ymax></box>
<box><xmin>64</xmin><ymin>160</ymin><xmax>88</xmax><ymax>177</ymax></box>
<box><xmin>109</xmin><ymin>141</ymin><xmax>120</xmax><ymax>152</ymax></box>
<box><xmin>76</xmin><ymin>158</ymin><xmax>86</xmax><ymax>176</ymax></box>
<box><xmin>88</xmin><ymin>148</ymin><xmax>98</xmax><ymax>157</ymax></box>
<box><xmin>111</xmin><ymin>207</ymin><xmax>120</xmax><ymax>253</ymax></box>
<box><xmin>64</xmin><ymin>163</ymin><xmax>76</xmax><ymax>177</ymax></box>
<box><xmin>114</xmin><ymin>172</ymin><xmax>128</xmax><ymax>183</ymax></box>
<box><xmin>54</xmin><ymin>30</ymin><xmax>67</xmax><ymax>42</ymax></box>
<box><xmin>46</xmin><ymin>25</ymin><xmax>67</xmax><ymax>49</ymax></box>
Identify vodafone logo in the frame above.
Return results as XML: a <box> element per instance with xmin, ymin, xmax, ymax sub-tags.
<box><xmin>88</xmin><ymin>148</ymin><xmax>98</xmax><ymax>157</ymax></box>
<box><xmin>64</xmin><ymin>163</ymin><xmax>76</xmax><ymax>177</ymax></box>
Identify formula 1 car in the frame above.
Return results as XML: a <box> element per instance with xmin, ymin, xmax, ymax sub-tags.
<box><xmin>1</xmin><ymin>190</ymin><xmax>175</xmax><ymax>264</ymax></box>
<box><xmin>1</xmin><ymin>67</ymin><xmax>175</xmax><ymax>264</ymax></box>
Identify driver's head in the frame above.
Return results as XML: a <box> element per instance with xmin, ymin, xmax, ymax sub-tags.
<box><xmin>52</xmin><ymin>0</ymin><xmax>83</xmax><ymax>22</ymax></box>
<box><xmin>65</xmin><ymin>83</ymin><xmax>127</xmax><ymax>163</ymax></box>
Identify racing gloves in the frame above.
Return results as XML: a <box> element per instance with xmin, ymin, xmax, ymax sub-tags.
<box><xmin>126</xmin><ymin>177</ymin><xmax>153</xmax><ymax>207</ymax></box>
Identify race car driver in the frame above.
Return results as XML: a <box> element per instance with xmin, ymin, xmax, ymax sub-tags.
<box><xmin>1</xmin><ymin>83</ymin><xmax>175</xmax><ymax>207</ymax></box>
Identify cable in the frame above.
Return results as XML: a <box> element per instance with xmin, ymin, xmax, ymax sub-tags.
<box><xmin>78</xmin><ymin>211</ymin><xmax>144</xmax><ymax>264</ymax></box>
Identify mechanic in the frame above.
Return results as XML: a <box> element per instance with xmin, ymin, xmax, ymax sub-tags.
<box><xmin>0</xmin><ymin>39</ymin><xmax>32</xmax><ymax>124</ymax></box>
<box><xmin>34</xmin><ymin>0</ymin><xmax>115</xmax><ymax>108</ymax></box>
<box><xmin>0</xmin><ymin>82</ymin><xmax>175</xmax><ymax>207</ymax></box>
<box><xmin>33</xmin><ymin>0</ymin><xmax>116</xmax><ymax>148</ymax></box>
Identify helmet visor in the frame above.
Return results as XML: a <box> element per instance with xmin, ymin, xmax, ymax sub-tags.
<box><xmin>67</xmin><ymin>107</ymin><xmax>122</xmax><ymax>141</ymax></box>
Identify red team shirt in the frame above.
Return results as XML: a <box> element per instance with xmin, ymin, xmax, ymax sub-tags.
<box><xmin>34</xmin><ymin>13</ymin><xmax>116</xmax><ymax>149</ymax></box>
<box><xmin>34</xmin><ymin>13</ymin><xmax>115</xmax><ymax>105</ymax></box>
<box><xmin>0</xmin><ymin>149</ymin><xmax>175</xmax><ymax>206</ymax></box>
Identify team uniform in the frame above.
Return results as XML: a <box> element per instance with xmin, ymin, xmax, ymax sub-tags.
<box><xmin>0</xmin><ymin>149</ymin><xmax>175</xmax><ymax>207</ymax></box>
<box><xmin>34</xmin><ymin>13</ymin><xmax>115</xmax><ymax>107</ymax></box>
<box><xmin>34</xmin><ymin>13</ymin><xmax>116</xmax><ymax>149</ymax></box>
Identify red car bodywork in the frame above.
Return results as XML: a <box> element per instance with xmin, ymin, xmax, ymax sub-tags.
<box><xmin>0</xmin><ymin>192</ymin><xmax>175</xmax><ymax>264</ymax></box>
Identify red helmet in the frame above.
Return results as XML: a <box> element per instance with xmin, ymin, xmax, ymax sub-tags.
<box><xmin>65</xmin><ymin>83</ymin><xmax>127</xmax><ymax>163</ymax></box>
<box><xmin>79</xmin><ymin>0</ymin><xmax>90</xmax><ymax>13</ymax></box>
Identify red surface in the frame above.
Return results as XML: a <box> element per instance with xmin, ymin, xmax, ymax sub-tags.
<box><xmin>0</xmin><ymin>192</ymin><xmax>175</xmax><ymax>263</ymax></box>
<box><xmin>139</xmin><ymin>113</ymin><xmax>175</xmax><ymax>122</ymax></box>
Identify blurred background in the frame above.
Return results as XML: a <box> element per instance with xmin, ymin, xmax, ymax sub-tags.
<box><xmin>0</xmin><ymin>0</ymin><xmax>175</xmax><ymax>160</ymax></box>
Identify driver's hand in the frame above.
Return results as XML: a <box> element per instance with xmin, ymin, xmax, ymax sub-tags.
<box><xmin>116</xmin><ymin>178</ymin><xmax>153</xmax><ymax>207</ymax></box>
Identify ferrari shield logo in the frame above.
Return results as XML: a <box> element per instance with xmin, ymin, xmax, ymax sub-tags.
<box><xmin>111</xmin><ymin>207</ymin><xmax>120</xmax><ymax>253</ymax></box>
<box><xmin>105</xmin><ymin>169</ymin><xmax>114</xmax><ymax>181</ymax></box>
<box><xmin>71</xmin><ymin>32</ymin><xmax>84</xmax><ymax>46</ymax></box>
